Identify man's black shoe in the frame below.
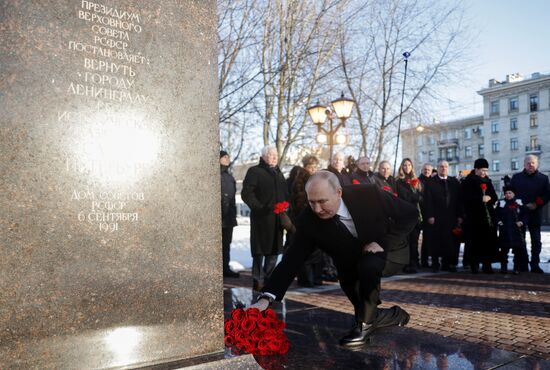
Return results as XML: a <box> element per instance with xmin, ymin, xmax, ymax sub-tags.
<box><xmin>530</xmin><ymin>264</ymin><xmax>544</xmax><ymax>273</ymax></box>
<box><xmin>374</xmin><ymin>306</ymin><xmax>410</xmax><ymax>328</ymax></box>
<box><xmin>223</xmin><ymin>270</ymin><xmax>240</xmax><ymax>278</ymax></box>
<box><xmin>339</xmin><ymin>322</ymin><xmax>375</xmax><ymax>347</ymax></box>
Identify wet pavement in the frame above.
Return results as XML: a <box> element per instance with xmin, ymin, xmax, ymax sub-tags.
<box><xmin>223</xmin><ymin>270</ymin><xmax>550</xmax><ymax>370</ymax></box>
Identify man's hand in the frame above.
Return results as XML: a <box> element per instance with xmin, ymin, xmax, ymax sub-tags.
<box><xmin>516</xmin><ymin>221</ymin><xmax>524</xmax><ymax>228</ymax></box>
<box><xmin>363</xmin><ymin>242</ymin><xmax>384</xmax><ymax>254</ymax></box>
<box><xmin>526</xmin><ymin>202</ymin><xmax>537</xmax><ymax>211</ymax></box>
<box><xmin>482</xmin><ymin>195</ymin><xmax>491</xmax><ymax>203</ymax></box>
<box><xmin>457</xmin><ymin>217</ymin><xmax>463</xmax><ymax>225</ymax></box>
<box><xmin>279</xmin><ymin>213</ymin><xmax>296</xmax><ymax>233</ymax></box>
<box><xmin>428</xmin><ymin>217</ymin><xmax>435</xmax><ymax>225</ymax></box>
<box><xmin>250</xmin><ymin>298</ymin><xmax>269</xmax><ymax>311</ymax></box>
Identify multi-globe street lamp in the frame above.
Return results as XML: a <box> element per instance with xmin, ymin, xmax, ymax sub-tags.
<box><xmin>307</xmin><ymin>93</ymin><xmax>355</xmax><ymax>160</ymax></box>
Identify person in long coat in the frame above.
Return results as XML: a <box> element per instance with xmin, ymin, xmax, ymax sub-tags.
<box><xmin>220</xmin><ymin>150</ymin><xmax>240</xmax><ymax>278</ymax></box>
<box><xmin>418</xmin><ymin>163</ymin><xmax>434</xmax><ymax>268</ymax></box>
<box><xmin>351</xmin><ymin>156</ymin><xmax>376</xmax><ymax>185</ymax></box>
<box><xmin>461</xmin><ymin>158</ymin><xmax>499</xmax><ymax>273</ymax></box>
<box><xmin>423</xmin><ymin>160</ymin><xmax>462</xmax><ymax>272</ymax></box>
<box><xmin>252</xmin><ymin>171</ymin><xmax>417</xmax><ymax>346</ymax></box>
<box><xmin>373</xmin><ymin>160</ymin><xmax>397</xmax><ymax>192</ymax></box>
<box><xmin>396</xmin><ymin>158</ymin><xmax>423</xmax><ymax>273</ymax></box>
<box><xmin>241</xmin><ymin>145</ymin><xmax>289</xmax><ymax>291</ymax></box>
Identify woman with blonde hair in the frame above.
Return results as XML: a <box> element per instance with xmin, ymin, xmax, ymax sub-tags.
<box><xmin>396</xmin><ymin>158</ymin><xmax>423</xmax><ymax>273</ymax></box>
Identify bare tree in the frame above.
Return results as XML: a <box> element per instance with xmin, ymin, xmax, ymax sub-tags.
<box><xmin>337</xmin><ymin>0</ymin><xmax>471</xmax><ymax>167</ymax></box>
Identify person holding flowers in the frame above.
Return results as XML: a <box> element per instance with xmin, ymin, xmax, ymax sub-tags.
<box><xmin>396</xmin><ymin>158</ymin><xmax>423</xmax><ymax>273</ymax></box>
<box><xmin>242</xmin><ymin>145</ymin><xmax>290</xmax><ymax>291</ymax></box>
<box><xmin>510</xmin><ymin>155</ymin><xmax>550</xmax><ymax>273</ymax></box>
<box><xmin>460</xmin><ymin>158</ymin><xmax>498</xmax><ymax>274</ymax></box>
<box><xmin>251</xmin><ymin>171</ymin><xmax>417</xmax><ymax>347</ymax></box>
<box><xmin>495</xmin><ymin>185</ymin><xmax>529</xmax><ymax>274</ymax></box>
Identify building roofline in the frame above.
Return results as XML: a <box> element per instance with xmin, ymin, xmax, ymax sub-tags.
<box><xmin>402</xmin><ymin>114</ymin><xmax>483</xmax><ymax>134</ymax></box>
<box><xmin>477</xmin><ymin>73</ymin><xmax>550</xmax><ymax>95</ymax></box>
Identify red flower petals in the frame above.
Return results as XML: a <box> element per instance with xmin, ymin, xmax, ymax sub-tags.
<box><xmin>273</xmin><ymin>201</ymin><xmax>289</xmax><ymax>214</ymax></box>
<box><xmin>225</xmin><ymin>307</ymin><xmax>290</xmax><ymax>355</ymax></box>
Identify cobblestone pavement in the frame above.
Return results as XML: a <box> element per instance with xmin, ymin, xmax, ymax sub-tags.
<box><xmin>224</xmin><ymin>270</ymin><xmax>550</xmax><ymax>360</ymax></box>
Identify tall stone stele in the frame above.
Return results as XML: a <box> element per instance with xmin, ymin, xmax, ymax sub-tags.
<box><xmin>1</xmin><ymin>1</ymin><xmax>225</xmax><ymax>368</ymax></box>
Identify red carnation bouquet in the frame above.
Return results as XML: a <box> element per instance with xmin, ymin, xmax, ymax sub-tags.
<box><xmin>480</xmin><ymin>183</ymin><xmax>493</xmax><ymax>227</ymax></box>
<box><xmin>406</xmin><ymin>178</ymin><xmax>420</xmax><ymax>189</ymax></box>
<box><xmin>352</xmin><ymin>179</ymin><xmax>361</xmax><ymax>185</ymax></box>
<box><xmin>273</xmin><ymin>201</ymin><xmax>289</xmax><ymax>215</ymax></box>
<box><xmin>224</xmin><ymin>307</ymin><xmax>290</xmax><ymax>356</ymax></box>
<box><xmin>535</xmin><ymin>197</ymin><xmax>544</xmax><ymax>206</ymax></box>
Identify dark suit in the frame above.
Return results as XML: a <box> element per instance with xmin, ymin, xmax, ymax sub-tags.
<box><xmin>262</xmin><ymin>184</ymin><xmax>417</xmax><ymax>323</ymax></box>
<box><xmin>423</xmin><ymin>176</ymin><xmax>462</xmax><ymax>267</ymax></box>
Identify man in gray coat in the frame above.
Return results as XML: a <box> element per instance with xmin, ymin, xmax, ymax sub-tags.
<box><xmin>242</xmin><ymin>145</ymin><xmax>289</xmax><ymax>291</ymax></box>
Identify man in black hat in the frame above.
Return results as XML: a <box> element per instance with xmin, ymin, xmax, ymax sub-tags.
<box><xmin>220</xmin><ymin>150</ymin><xmax>240</xmax><ymax>278</ymax></box>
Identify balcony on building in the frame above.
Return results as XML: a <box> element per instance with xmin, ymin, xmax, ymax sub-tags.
<box><xmin>437</xmin><ymin>156</ymin><xmax>460</xmax><ymax>163</ymax></box>
<box><xmin>525</xmin><ymin>145</ymin><xmax>542</xmax><ymax>154</ymax></box>
<box><xmin>437</xmin><ymin>138</ymin><xmax>459</xmax><ymax>147</ymax></box>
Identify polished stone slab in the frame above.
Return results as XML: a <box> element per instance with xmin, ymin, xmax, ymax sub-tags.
<box><xmin>1</xmin><ymin>1</ymin><xmax>220</xmax><ymax>368</ymax></box>
<box><xmin>224</xmin><ymin>287</ymin><xmax>550</xmax><ymax>370</ymax></box>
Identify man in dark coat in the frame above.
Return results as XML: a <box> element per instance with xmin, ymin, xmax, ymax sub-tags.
<box><xmin>220</xmin><ymin>150</ymin><xmax>240</xmax><ymax>278</ymax></box>
<box><xmin>373</xmin><ymin>160</ymin><xmax>397</xmax><ymax>192</ymax></box>
<box><xmin>418</xmin><ymin>163</ymin><xmax>434</xmax><ymax>268</ymax></box>
<box><xmin>461</xmin><ymin>158</ymin><xmax>498</xmax><ymax>274</ymax></box>
<box><xmin>326</xmin><ymin>152</ymin><xmax>352</xmax><ymax>186</ymax></box>
<box><xmin>252</xmin><ymin>171</ymin><xmax>417</xmax><ymax>346</ymax></box>
<box><xmin>510</xmin><ymin>154</ymin><xmax>550</xmax><ymax>273</ymax></box>
<box><xmin>241</xmin><ymin>145</ymin><xmax>289</xmax><ymax>291</ymax></box>
<box><xmin>351</xmin><ymin>156</ymin><xmax>376</xmax><ymax>185</ymax></box>
<box><xmin>423</xmin><ymin>160</ymin><xmax>462</xmax><ymax>272</ymax></box>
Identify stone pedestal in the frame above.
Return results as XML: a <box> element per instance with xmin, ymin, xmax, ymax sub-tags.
<box><xmin>0</xmin><ymin>1</ymin><xmax>222</xmax><ymax>368</ymax></box>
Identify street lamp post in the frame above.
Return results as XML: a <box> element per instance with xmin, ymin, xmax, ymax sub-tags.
<box><xmin>307</xmin><ymin>92</ymin><xmax>355</xmax><ymax>160</ymax></box>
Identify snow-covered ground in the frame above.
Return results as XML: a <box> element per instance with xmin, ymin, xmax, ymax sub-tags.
<box><xmin>229</xmin><ymin>219</ymin><xmax>550</xmax><ymax>273</ymax></box>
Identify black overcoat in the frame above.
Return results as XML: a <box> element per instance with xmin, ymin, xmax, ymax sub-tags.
<box><xmin>263</xmin><ymin>184</ymin><xmax>418</xmax><ymax>300</ymax></box>
<box><xmin>241</xmin><ymin>158</ymin><xmax>288</xmax><ymax>256</ymax></box>
<box><xmin>220</xmin><ymin>165</ymin><xmax>237</xmax><ymax>228</ymax></box>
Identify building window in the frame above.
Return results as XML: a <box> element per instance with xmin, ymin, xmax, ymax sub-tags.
<box><xmin>510</xmin><ymin>117</ymin><xmax>518</xmax><ymax>130</ymax></box>
<box><xmin>478</xmin><ymin>144</ymin><xmax>484</xmax><ymax>157</ymax></box>
<box><xmin>492</xmin><ymin>160</ymin><xmax>500</xmax><ymax>172</ymax></box>
<box><xmin>464</xmin><ymin>128</ymin><xmax>472</xmax><ymax>139</ymax></box>
<box><xmin>490</xmin><ymin>100</ymin><xmax>499</xmax><ymax>115</ymax></box>
<box><xmin>530</xmin><ymin>135</ymin><xmax>538</xmax><ymax>149</ymax></box>
<box><xmin>510</xmin><ymin>138</ymin><xmax>519</xmax><ymax>151</ymax></box>
<box><xmin>428</xmin><ymin>150</ymin><xmax>434</xmax><ymax>162</ymax></box>
<box><xmin>491</xmin><ymin>140</ymin><xmax>500</xmax><ymax>153</ymax></box>
<box><xmin>530</xmin><ymin>114</ymin><xmax>538</xmax><ymax>128</ymax></box>
<box><xmin>465</xmin><ymin>146</ymin><xmax>472</xmax><ymax>158</ymax></box>
<box><xmin>530</xmin><ymin>94</ymin><xmax>538</xmax><ymax>112</ymax></box>
<box><xmin>491</xmin><ymin>120</ymin><xmax>499</xmax><ymax>133</ymax></box>
<box><xmin>479</xmin><ymin>126</ymin><xmax>484</xmax><ymax>137</ymax></box>
<box><xmin>511</xmin><ymin>158</ymin><xmax>519</xmax><ymax>171</ymax></box>
<box><xmin>509</xmin><ymin>97</ymin><xmax>519</xmax><ymax>112</ymax></box>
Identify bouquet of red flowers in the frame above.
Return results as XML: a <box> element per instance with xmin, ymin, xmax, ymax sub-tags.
<box><xmin>382</xmin><ymin>185</ymin><xmax>398</xmax><ymax>197</ymax></box>
<box><xmin>273</xmin><ymin>201</ymin><xmax>289</xmax><ymax>215</ymax></box>
<box><xmin>352</xmin><ymin>179</ymin><xmax>361</xmax><ymax>185</ymax></box>
<box><xmin>224</xmin><ymin>308</ymin><xmax>290</xmax><ymax>356</ymax></box>
<box><xmin>535</xmin><ymin>197</ymin><xmax>544</xmax><ymax>206</ymax></box>
<box><xmin>406</xmin><ymin>178</ymin><xmax>419</xmax><ymax>189</ymax></box>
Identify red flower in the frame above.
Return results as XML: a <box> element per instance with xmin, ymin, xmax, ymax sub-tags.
<box><xmin>382</xmin><ymin>185</ymin><xmax>392</xmax><ymax>192</ymax></box>
<box><xmin>480</xmin><ymin>183</ymin><xmax>487</xmax><ymax>192</ymax></box>
<box><xmin>273</xmin><ymin>201</ymin><xmax>289</xmax><ymax>214</ymax></box>
<box><xmin>536</xmin><ymin>197</ymin><xmax>544</xmax><ymax>206</ymax></box>
<box><xmin>246</xmin><ymin>308</ymin><xmax>261</xmax><ymax>319</ymax></box>
<box><xmin>231</xmin><ymin>308</ymin><xmax>245</xmax><ymax>322</ymax></box>
<box><xmin>508</xmin><ymin>203</ymin><xmax>519</xmax><ymax>209</ymax></box>
<box><xmin>264</xmin><ymin>308</ymin><xmax>277</xmax><ymax>320</ymax></box>
<box><xmin>352</xmin><ymin>179</ymin><xmax>361</xmax><ymax>185</ymax></box>
<box><xmin>451</xmin><ymin>226</ymin><xmax>462</xmax><ymax>236</ymax></box>
<box><xmin>241</xmin><ymin>317</ymin><xmax>257</xmax><ymax>333</ymax></box>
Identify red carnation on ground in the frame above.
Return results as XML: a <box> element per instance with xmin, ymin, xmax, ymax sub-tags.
<box><xmin>535</xmin><ymin>197</ymin><xmax>544</xmax><ymax>206</ymax></box>
<box><xmin>225</xmin><ymin>307</ymin><xmax>290</xmax><ymax>356</ymax></box>
<box><xmin>273</xmin><ymin>201</ymin><xmax>289</xmax><ymax>214</ymax></box>
<box><xmin>352</xmin><ymin>179</ymin><xmax>361</xmax><ymax>185</ymax></box>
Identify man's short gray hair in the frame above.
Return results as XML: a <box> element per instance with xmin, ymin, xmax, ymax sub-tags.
<box><xmin>438</xmin><ymin>159</ymin><xmax>449</xmax><ymax>167</ymax></box>
<box><xmin>305</xmin><ymin>170</ymin><xmax>342</xmax><ymax>193</ymax></box>
<box><xmin>261</xmin><ymin>145</ymin><xmax>277</xmax><ymax>157</ymax></box>
<box><xmin>524</xmin><ymin>154</ymin><xmax>538</xmax><ymax>163</ymax></box>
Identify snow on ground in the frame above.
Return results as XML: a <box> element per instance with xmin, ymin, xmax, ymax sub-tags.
<box><xmin>229</xmin><ymin>219</ymin><xmax>550</xmax><ymax>273</ymax></box>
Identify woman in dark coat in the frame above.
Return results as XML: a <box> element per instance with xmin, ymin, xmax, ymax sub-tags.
<box><xmin>396</xmin><ymin>158</ymin><xmax>422</xmax><ymax>273</ymax></box>
<box><xmin>461</xmin><ymin>158</ymin><xmax>499</xmax><ymax>273</ymax></box>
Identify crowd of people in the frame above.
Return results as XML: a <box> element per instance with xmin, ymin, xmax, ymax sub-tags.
<box><xmin>221</xmin><ymin>147</ymin><xmax>549</xmax><ymax>289</ymax></box>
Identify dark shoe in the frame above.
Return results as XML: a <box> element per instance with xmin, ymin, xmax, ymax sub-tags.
<box><xmin>421</xmin><ymin>262</ymin><xmax>430</xmax><ymax>269</ymax></box>
<box><xmin>471</xmin><ymin>264</ymin><xmax>479</xmax><ymax>274</ymax></box>
<box><xmin>513</xmin><ymin>269</ymin><xmax>520</xmax><ymax>275</ymax></box>
<box><xmin>313</xmin><ymin>280</ymin><xmax>324</xmax><ymax>286</ymax></box>
<box><xmin>432</xmin><ymin>265</ymin><xmax>440</xmax><ymax>273</ymax></box>
<box><xmin>373</xmin><ymin>306</ymin><xmax>410</xmax><ymax>328</ymax></box>
<box><xmin>482</xmin><ymin>264</ymin><xmax>494</xmax><ymax>274</ymax></box>
<box><xmin>223</xmin><ymin>270</ymin><xmax>240</xmax><ymax>278</ymax></box>
<box><xmin>448</xmin><ymin>265</ymin><xmax>457</xmax><ymax>273</ymax></box>
<box><xmin>339</xmin><ymin>322</ymin><xmax>375</xmax><ymax>347</ymax></box>
<box><xmin>500</xmin><ymin>267</ymin><xmax>508</xmax><ymax>274</ymax></box>
<box><xmin>403</xmin><ymin>265</ymin><xmax>417</xmax><ymax>274</ymax></box>
<box><xmin>530</xmin><ymin>264</ymin><xmax>544</xmax><ymax>273</ymax></box>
